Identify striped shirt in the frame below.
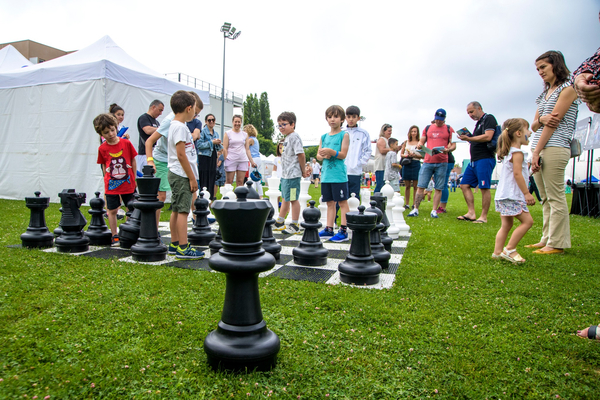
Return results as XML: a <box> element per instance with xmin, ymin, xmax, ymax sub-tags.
<box><xmin>531</xmin><ymin>79</ymin><xmax>579</xmax><ymax>150</ymax></box>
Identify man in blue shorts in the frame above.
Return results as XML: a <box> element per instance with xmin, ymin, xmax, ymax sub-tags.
<box><xmin>457</xmin><ymin>101</ymin><xmax>498</xmax><ymax>223</ymax></box>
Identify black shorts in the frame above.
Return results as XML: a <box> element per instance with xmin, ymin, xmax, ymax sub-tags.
<box><xmin>321</xmin><ymin>182</ymin><xmax>349</xmax><ymax>202</ymax></box>
<box><xmin>312</xmin><ymin>173</ymin><xmax>320</xmax><ymax>180</ymax></box>
<box><xmin>106</xmin><ymin>192</ymin><xmax>135</xmax><ymax>211</ymax></box>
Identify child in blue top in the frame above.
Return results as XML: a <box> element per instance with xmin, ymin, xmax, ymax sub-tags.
<box><xmin>317</xmin><ymin>105</ymin><xmax>350</xmax><ymax>242</ymax></box>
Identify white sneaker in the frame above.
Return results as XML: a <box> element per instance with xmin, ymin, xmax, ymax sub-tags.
<box><xmin>407</xmin><ymin>208</ymin><xmax>419</xmax><ymax>217</ymax></box>
<box><xmin>430</xmin><ymin>210</ymin><xmax>438</xmax><ymax>218</ymax></box>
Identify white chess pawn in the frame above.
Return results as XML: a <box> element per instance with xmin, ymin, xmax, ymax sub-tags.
<box><xmin>393</xmin><ymin>192</ymin><xmax>410</xmax><ymax>236</ymax></box>
<box><xmin>298</xmin><ymin>180</ymin><xmax>311</xmax><ymax>223</ymax></box>
<box><xmin>318</xmin><ymin>195</ymin><xmax>328</xmax><ymax>229</ymax></box>
<box><xmin>381</xmin><ymin>181</ymin><xmax>399</xmax><ymax>239</ymax></box>
<box><xmin>348</xmin><ymin>193</ymin><xmax>360</xmax><ymax>213</ymax></box>
<box><xmin>265</xmin><ymin>177</ymin><xmax>281</xmax><ymax>215</ymax></box>
<box><xmin>201</xmin><ymin>187</ymin><xmax>215</xmax><ymax>218</ymax></box>
<box><xmin>220</xmin><ymin>184</ymin><xmax>233</xmax><ymax>199</ymax></box>
<box><xmin>360</xmin><ymin>188</ymin><xmax>371</xmax><ymax>207</ymax></box>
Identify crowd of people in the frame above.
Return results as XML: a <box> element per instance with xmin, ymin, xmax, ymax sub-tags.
<box><xmin>92</xmin><ymin>34</ymin><xmax>600</xmax><ymax>339</ymax></box>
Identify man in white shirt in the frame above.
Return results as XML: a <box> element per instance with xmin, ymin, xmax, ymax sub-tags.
<box><xmin>344</xmin><ymin>105</ymin><xmax>372</xmax><ymax>200</ymax></box>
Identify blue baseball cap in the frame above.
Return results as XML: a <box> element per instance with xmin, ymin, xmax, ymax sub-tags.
<box><xmin>434</xmin><ymin>109</ymin><xmax>446</xmax><ymax>121</ymax></box>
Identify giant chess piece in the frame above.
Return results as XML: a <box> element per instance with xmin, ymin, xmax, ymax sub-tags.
<box><xmin>360</xmin><ymin>188</ymin><xmax>371</xmax><ymax>208</ymax></box>
<box><xmin>347</xmin><ymin>192</ymin><xmax>360</xmax><ymax>239</ymax></box>
<box><xmin>393</xmin><ymin>193</ymin><xmax>410</xmax><ymax>236</ymax></box>
<box><xmin>189</xmin><ymin>192</ymin><xmax>216</xmax><ymax>246</ymax></box>
<box><xmin>371</xmin><ymin>192</ymin><xmax>393</xmax><ymax>252</ymax></box>
<box><xmin>204</xmin><ymin>186</ymin><xmax>280</xmax><ymax>371</ymax></box>
<box><xmin>293</xmin><ymin>200</ymin><xmax>328</xmax><ymax>266</ymax></box>
<box><xmin>338</xmin><ymin>205</ymin><xmax>382</xmax><ymax>285</ymax></box>
<box><xmin>265</xmin><ymin>178</ymin><xmax>281</xmax><ymax>215</ymax></box>
<box><xmin>84</xmin><ymin>192</ymin><xmax>112</xmax><ymax>246</ymax></box>
<box><xmin>298</xmin><ymin>180</ymin><xmax>311</xmax><ymax>223</ymax></box>
<box><xmin>262</xmin><ymin>201</ymin><xmax>281</xmax><ymax>260</ymax></box>
<box><xmin>209</xmin><ymin>196</ymin><xmax>228</xmax><ymax>256</ymax></box>
<box><xmin>53</xmin><ymin>207</ymin><xmax>63</xmax><ymax>238</ymax></box>
<box><xmin>55</xmin><ymin>189</ymin><xmax>89</xmax><ymax>253</ymax></box>
<box><xmin>245</xmin><ymin>180</ymin><xmax>260</xmax><ymax>199</ymax></box>
<box><xmin>381</xmin><ymin>181</ymin><xmax>399</xmax><ymax>239</ymax></box>
<box><xmin>318</xmin><ymin>196</ymin><xmax>328</xmax><ymax>228</ymax></box>
<box><xmin>118</xmin><ymin>196</ymin><xmax>142</xmax><ymax>249</ymax></box>
<box><xmin>131</xmin><ymin>165</ymin><xmax>167</xmax><ymax>262</ymax></box>
<box><xmin>366</xmin><ymin>201</ymin><xmax>391</xmax><ymax>270</ymax></box>
<box><xmin>21</xmin><ymin>191</ymin><xmax>54</xmax><ymax>249</ymax></box>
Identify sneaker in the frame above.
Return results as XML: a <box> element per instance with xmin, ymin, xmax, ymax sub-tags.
<box><xmin>272</xmin><ymin>221</ymin><xmax>286</xmax><ymax>231</ymax></box>
<box><xmin>117</xmin><ymin>208</ymin><xmax>126</xmax><ymax>220</ymax></box>
<box><xmin>111</xmin><ymin>235</ymin><xmax>120</xmax><ymax>247</ymax></box>
<box><xmin>329</xmin><ymin>229</ymin><xmax>349</xmax><ymax>243</ymax></box>
<box><xmin>283</xmin><ymin>223</ymin><xmax>301</xmax><ymax>235</ymax></box>
<box><xmin>430</xmin><ymin>210</ymin><xmax>439</xmax><ymax>219</ymax></box>
<box><xmin>168</xmin><ymin>243</ymin><xmax>178</xmax><ymax>255</ymax></box>
<box><xmin>319</xmin><ymin>228</ymin><xmax>334</xmax><ymax>238</ymax></box>
<box><xmin>407</xmin><ymin>209</ymin><xmax>419</xmax><ymax>217</ymax></box>
<box><xmin>176</xmin><ymin>244</ymin><xmax>205</xmax><ymax>260</ymax></box>
<box><xmin>208</xmin><ymin>217</ymin><xmax>216</xmax><ymax>224</ymax></box>
<box><xmin>436</xmin><ymin>207</ymin><xmax>447</xmax><ymax>214</ymax></box>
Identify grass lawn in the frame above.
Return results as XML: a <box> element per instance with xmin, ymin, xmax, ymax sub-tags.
<box><xmin>1</xmin><ymin>187</ymin><xmax>599</xmax><ymax>399</ymax></box>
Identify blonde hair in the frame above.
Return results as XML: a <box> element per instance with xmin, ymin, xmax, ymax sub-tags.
<box><xmin>244</xmin><ymin>124</ymin><xmax>258</xmax><ymax>137</ymax></box>
<box><xmin>497</xmin><ymin>118</ymin><xmax>529</xmax><ymax>160</ymax></box>
<box><xmin>380</xmin><ymin>123</ymin><xmax>392</xmax><ymax>137</ymax></box>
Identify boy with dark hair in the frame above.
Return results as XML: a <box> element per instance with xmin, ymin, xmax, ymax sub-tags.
<box><xmin>166</xmin><ymin>90</ymin><xmax>203</xmax><ymax>259</ymax></box>
<box><xmin>317</xmin><ymin>105</ymin><xmax>350</xmax><ymax>242</ymax></box>
<box><xmin>95</xmin><ymin>113</ymin><xmax>137</xmax><ymax>245</ymax></box>
<box><xmin>384</xmin><ymin>138</ymin><xmax>402</xmax><ymax>192</ymax></box>
<box><xmin>273</xmin><ymin>111</ymin><xmax>308</xmax><ymax>234</ymax></box>
<box><xmin>344</xmin><ymin>105</ymin><xmax>372</xmax><ymax>200</ymax></box>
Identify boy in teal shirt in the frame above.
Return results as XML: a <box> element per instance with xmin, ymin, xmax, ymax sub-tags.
<box><xmin>317</xmin><ymin>105</ymin><xmax>350</xmax><ymax>242</ymax></box>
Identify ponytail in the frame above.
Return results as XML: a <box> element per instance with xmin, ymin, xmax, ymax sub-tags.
<box><xmin>497</xmin><ymin>118</ymin><xmax>530</xmax><ymax>160</ymax></box>
<box><xmin>496</xmin><ymin>128</ymin><xmax>511</xmax><ymax>160</ymax></box>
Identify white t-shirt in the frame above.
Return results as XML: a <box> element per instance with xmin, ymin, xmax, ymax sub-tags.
<box><xmin>495</xmin><ymin>147</ymin><xmax>529</xmax><ymax>202</ymax></box>
<box><xmin>168</xmin><ymin>120</ymin><xmax>198</xmax><ymax>180</ymax></box>
<box><xmin>311</xmin><ymin>162</ymin><xmax>321</xmax><ymax>175</ymax></box>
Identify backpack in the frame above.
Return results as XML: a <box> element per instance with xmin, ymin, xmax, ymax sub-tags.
<box><xmin>480</xmin><ymin>114</ymin><xmax>502</xmax><ymax>152</ymax></box>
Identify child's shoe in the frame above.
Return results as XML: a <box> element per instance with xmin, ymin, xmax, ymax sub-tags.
<box><xmin>176</xmin><ymin>244</ymin><xmax>205</xmax><ymax>260</ymax></box>
<box><xmin>111</xmin><ymin>235</ymin><xmax>120</xmax><ymax>247</ymax></box>
<box><xmin>329</xmin><ymin>229</ymin><xmax>349</xmax><ymax>243</ymax></box>
<box><xmin>319</xmin><ymin>228</ymin><xmax>334</xmax><ymax>238</ymax></box>
<box><xmin>283</xmin><ymin>223</ymin><xmax>301</xmax><ymax>235</ymax></box>
<box><xmin>407</xmin><ymin>209</ymin><xmax>419</xmax><ymax>217</ymax></box>
<box><xmin>168</xmin><ymin>243</ymin><xmax>178</xmax><ymax>255</ymax></box>
<box><xmin>430</xmin><ymin>210</ymin><xmax>438</xmax><ymax>218</ymax></box>
<box><xmin>273</xmin><ymin>221</ymin><xmax>286</xmax><ymax>231</ymax></box>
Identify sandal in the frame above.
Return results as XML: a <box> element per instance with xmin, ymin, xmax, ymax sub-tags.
<box><xmin>524</xmin><ymin>243</ymin><xmax>545</xmax><ymax>248</ymax></box>
<box><xmin>500</xmin><ymin>247</ymin><xmax>525</xmax><ymax>264</ymax></box>
<box><xmin>491</xmin><ymin>253</ymin><xmax>501</xmax><ymax>260</ymax></box>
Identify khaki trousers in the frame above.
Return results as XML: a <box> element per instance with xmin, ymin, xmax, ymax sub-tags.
<box><xmin>533</xmin><ymin>147</ymin><xmax>571</xmax><ymax>249</ymax></box>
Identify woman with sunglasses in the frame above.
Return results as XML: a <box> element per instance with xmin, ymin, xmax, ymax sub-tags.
<box><xmin>374</xmin><ymin>123</ymin><xmax>392</xmax><ymax>193</ymax></box>
<box><xmin>195</xmin><ymin>114</ymin><xmax>222</xmax><ymax>200</ymax></box>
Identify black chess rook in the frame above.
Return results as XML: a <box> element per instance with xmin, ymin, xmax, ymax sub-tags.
<box><xmin>21</xmin><ymin>191</ymin><xmax>54</xmax><ymax>249</ymax></box>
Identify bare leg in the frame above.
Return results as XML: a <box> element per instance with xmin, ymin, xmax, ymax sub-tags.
<box><xmin>170</xmin><ymin>211</ymin><xmax>179</xmax><ymax>244</ymax></box>
<box><xmin>279</xmin><ymin>200</ymin><xmax>290</xmax><ymax>220</ymax></box>
<box><xmin>460</xmin><ymin>184</ymin><xmax>477</xmax><ymax>219</ymax></box>
<box><xmin>404</xmin><ymin>180</ymin><xmax>412</xmax><ymax>206</ymax></box>
<box><xmin>226</xmin><ymin>171</ymin><xmax>235</xmax><ymax>185</ymax></box>
<box><xmin>478</xmin><ymin>189</ymin><xmax>491</xmax><ymax>222</ymax></box>
<box><xmin>432</xmin><ymin>189</ymin><xmax>442</xmax><ymax>211</ymax></box>
<box><xmin>414</xmin><ymin>188</ymin><xmax>425</xmax><ymax>210</ymax></box>
<box><xmin>494</xmin><ymin>216</ymin><xmax>514</xmax><ymax>255</ymax></box>
<box><xmin>157</xmin><ymin>191</ymin><xmax>166</xmax><ymax>228</ymax></box>
<box><xmin>107</xmin><ymin>208</ymin><xmax>118</xmax><ymax>236</ymax></box>
<box><xmin>235</xmin><ymin>170</ymin><xmax>246</xmax><ymax>188</ymax></box>
<box><xmin>290</xmin><ymin>200</ymin><xmax>300</xmax><ymax>221</ymax></box>
<box><xmin>506</xmin><ymin>212</ymin><xmax>533</xmax><ymax>253</ymax></box>
<box><xmin>326</xmin><ymin>201</ymin><xmax>336</xmax><ymax>227</ymax></box>
<box><xmin>175</xmin><ymin>211</ymin><xmax>189</xmax><ymax>246</ymax></box>
<box><xmin>338</xmin><ymin>200</ymin><xmax>349</xmax><ymax>226</ymax></box>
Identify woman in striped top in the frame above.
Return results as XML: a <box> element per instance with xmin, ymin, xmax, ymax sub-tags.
<box><xmin>528</xmin><ymin>51</ymin><xmax>579</xmax><ymax>255</ymax></box>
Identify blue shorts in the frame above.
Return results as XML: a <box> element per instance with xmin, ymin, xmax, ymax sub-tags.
<box><xmin>461</xmin><ymin>158</ymin><xmax>496</xmax><ymax>189</ymax></box>
<box><xmin>321</xmin><ymin>182</ymin><xmax>349</xmax><ymax>202</ymax></box>
<box><xmin>417</xmin><ymin>163</ymin><xmax>447</xmax><ymax>190</ymax></box>
<box><xmin>281</xmin><ymin>177</ymin><xmax>301</xmax><ymax>202</ymax></box>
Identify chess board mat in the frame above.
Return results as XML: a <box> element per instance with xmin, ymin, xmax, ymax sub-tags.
<box><xmin>24</xmin><ymin>221</ymin><xmax>411</xmax><ymax>290</ymax></box>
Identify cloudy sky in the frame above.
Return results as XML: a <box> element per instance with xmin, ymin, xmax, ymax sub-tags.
<box><xmin>1</xmin><ymin>0</ymin><xmax>599</xmax><ymax>163</ymax></box>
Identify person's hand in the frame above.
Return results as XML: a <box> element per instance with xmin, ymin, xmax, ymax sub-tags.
<box><xmin>574</xmin><ymin>73</ymin><xmax>600</xmax><ymax>112</ymax></box>
<box><xmin>525</xmin><ymin>193</ymin><xmax>536</xmax><ymax>206</ymax></box>
<box><xmin>458</xmin><ymin>135</ymin><xmax>470</xmax><ymax>141</ymax></box>
<box><xmin>251</xmin><ymin>161</ymin><xmax>257</xmax><ymax>168</ymax></box>
<box><xmin>531</xmin><ymin>153</ymin><xmax>541</xmax><ymax>173</ymax></box>
<box><xmin>539</xmin><ymin>112</ymin><xmax>560</xmax><ymax>128</ymax></box>
<box><xmin>213</xmin><ymin>139</ymin><xmax>221</xmax><ymax>145</ymax></box>
<box><xmin>416</xmin><ymin>143</ymin><xmax>423</xmax><ymax>149</ymax></box>
<box><xmin>147</xmin><ymin>160</ymin><xmax>156</xmax><ymax>173</ymax></box>
<box><xmin>123</xmin><ymin>133</ymin><xmax>131</xmax><ymax>139</ymax></box>
<box><xmin>190</xmin><ymin>178</ymin><xmax>198</xmax><ymax>193</ymax></box>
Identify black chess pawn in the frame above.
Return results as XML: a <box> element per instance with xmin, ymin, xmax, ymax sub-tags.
<box><xmin>204</xmin><ymin>186</ymin><xmax>280</xmax><ymax>371</ymax></box>
<box><xmin>21</xmin><ymin>191</ymin><xmax>54</xmax><ymax>249</ymax></box>
<box><xmin>338</xmin><ymin>205</ymin><xmax>382</xmax><ymax>285</ymax></box>
<box><xmin>53</xmin><ymin>207</ymin><xmax>63</xmax><ymax>238</ymax></box>
<box><xmin>245</xmin><ymin>180</ymin><xmax>260</xmax><ymax>199</ymax></box>
<box><xmin>293</xmin><ymin>200</ymin><xmax>328</xmax><ymax>266</ymax></box>
<box><xmin>84</xmin><ymin>192</ymin><xmax>112</xmax><ymax>246</ymax></box>
<box><xmin>262</xmin><ymin>201</ymin><xmax>281</xmax><ymax>260</ymax></box>
<box><xmin>189</xmin><ymin>192</ymin><xmax>216</xmax><ymax>246</ymax></box>
<box><xmin>366</xmin><ymin>201</ymin><xmax>391</xmax><ymax>270</ymax></box>
<box><xmin>131</xmin><ymin>165</ymin><xmax>167</xmax><ymax>262</ymax></box>
<box><xmin>118</xmin><ymin>196</ymin><xmax>142</xmax><ymax>249</ymax></box>
<box><xmin>371</xmin><ymin>192</ymin><xmax>393</xmax><ymax>252</ymax></box>
<box><xmin>55</xmin><ymin>189</ymin><xmax>89</xmax><ymax>253</ymax></box>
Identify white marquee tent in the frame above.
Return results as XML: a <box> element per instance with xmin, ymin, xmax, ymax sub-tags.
<box><xmin>0</xmin><ymin>36</ymin><xmax>209</xmax><ymax>202</ymax></box>
<box><xmin>0</xmin><ymin>45</ymin><xmax>33</xmax><ymax>71</ymax></box>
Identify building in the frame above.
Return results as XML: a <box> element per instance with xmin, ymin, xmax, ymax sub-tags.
<box><xmin>0</xmin><ymin>39</ymin><xmax>71</xmax><ymax>64</ymax></box>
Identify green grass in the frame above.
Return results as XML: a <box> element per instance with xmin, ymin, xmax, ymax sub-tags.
<box><xmin>1</xmin><ymin>189</ymin><xmax>600</xmax><ymax>399</ymax></box>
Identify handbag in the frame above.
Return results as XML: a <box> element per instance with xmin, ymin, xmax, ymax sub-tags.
<box><xmin>400</xmin><ymin>157</ymin><xmax>412</xmax><ymax>166</ymax></box>
<box><xmin>570</xmin><ymin>138</ymin><xmax>582</xmax><ymax>158</ymax></box>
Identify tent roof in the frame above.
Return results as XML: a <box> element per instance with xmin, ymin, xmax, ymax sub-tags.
<box><xmin>0</xmin><ymin>45</ymin><xmax>33</xmax><ymax>71</ymax></box>
<box><xmin>0</xmin><ymin>36</ymin><xmax>209</xmax><ymax>104</ymax></box>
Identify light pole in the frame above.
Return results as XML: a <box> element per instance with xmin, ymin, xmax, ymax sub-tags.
<box><xmin>220</xmin><ymin>22</ymin><xmax>241</xmax><ymax>138</ymax></box>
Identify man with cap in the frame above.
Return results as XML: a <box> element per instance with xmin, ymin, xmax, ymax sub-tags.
<box><xmin>457</xmin><ymin>101</ymin><xmax>498</xmax><ymax>223</ymax></box>
<box><xmin>407</xmin><ymin>109</ymin><xmax>456</xmax><ymax>218</ymax></box>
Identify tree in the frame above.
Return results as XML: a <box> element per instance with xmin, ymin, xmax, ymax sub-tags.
<box><xmin>259</xmin><ymin>92</ymin><xmax>274</xmax><ymax>141</ymax></box>
<box><xmin>242</xmin><ymin>94</ymin><xmax>260</xmax><ymax>128</ymax></box>
<box><xmin>243</xmin><ymin>91</ymin><xmax>278</xmax><ymax>156</ymax></box>
<box><xmin>304</xmin><ymin>146</ymin><xmax>319</xmax><ymax>163</ymax></box>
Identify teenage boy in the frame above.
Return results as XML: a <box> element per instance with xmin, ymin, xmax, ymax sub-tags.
<box><xmin>317</xmin><ymin>105</ymin><xmax>351</xmax><ymax>242</ymax></box>
<box><xmin>136</xmin><ymin>100</ymin><xmax>164</xmax><ymax>173</ymax></box>
<box><xmin>272</xmin><ymin>111</ymin><xmax>309</xmax><ymax>234</ymax></box>
<box><xmin>344</xmin><ymin>105</ymin><xmax>372</xmax><ymax>199</ymax></box>
<box><xmin>166</xmin><ymin>90</ymin><xmax>203</xmax><ymax>259</ymax></box>
<box><xmin>384</xmin><ymin>138</ymin><xmax>402</xmax><ymax>192</ymax></box>
<box><xmin>146</xmin><ymin>92</ymin><xmax>203</xmax><ymax>227</ymax></box>
<box><xmin>95</xmin><ymin>113</ymin><xmax>137</xmax><ymax>245</ymax></box>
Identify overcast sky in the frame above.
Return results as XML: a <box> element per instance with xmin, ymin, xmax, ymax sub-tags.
<box><xmin>1</xmin><ymin>0</ymin><xmax>599</xmax><ymax>163</ymax></box>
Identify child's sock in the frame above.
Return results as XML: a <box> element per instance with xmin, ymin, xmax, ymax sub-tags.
<box><xmin>276</xmin><ymin>217</ymin><xmax>285</xmax><ymax>224</ymax></box>
<box><xmin>178</xmin><ymin>243</ymin><xmax>188</xmax><ymax>250</ymax></box>
<box><xmin>291</xmin><ymin>220</ymin><xmax>298</xmax><ymax>225</ymax></box>
<box><xmin>326</xmin><ymin>226</ymin><xmax>333</xmax><ymax>233</ymax></box>
<box><xmin>340</xmin><ymin>225</ymin><xmax>347</xmax><ymax>233</ymax></box>
<box><xmin>171</xmin><ymin>241</ymin><xmax>179</xmax><ymax>247</ymax></box>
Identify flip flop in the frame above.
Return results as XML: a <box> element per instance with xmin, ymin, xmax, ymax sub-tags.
<box><xmin>457</xmin><ymin>215</ymin><xmax>475</xmax><ymax>221</ymax></box>
<box><xmin>473</xmin><ymin>219</ymin><xmax>487</xmax><ymax>223</ymax></box>
<box><xmin>524</xmin><ymin>243</ymin><xmax>545</xmax><ymax>248</ymax></box>
<box><xmin>532</xmin><ymin>248</ymin><xmax>564</xmax><ymax>255</ymax></box>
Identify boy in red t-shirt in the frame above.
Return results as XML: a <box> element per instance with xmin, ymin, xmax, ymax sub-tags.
<box><xmin>94</xmin><ymin>113</ymin><xmax>137</xmax><ymax>244</ymax></box>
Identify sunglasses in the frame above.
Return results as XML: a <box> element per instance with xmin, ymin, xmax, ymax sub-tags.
<box><xmin>207</xmin><ymin>119</ymin><xmax>215</xmax><ymax>122</ymax></box>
